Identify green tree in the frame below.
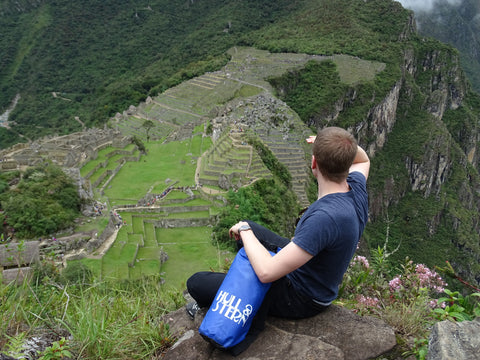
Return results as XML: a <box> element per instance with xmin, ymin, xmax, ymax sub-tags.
<box><xmin>131</xmin><ymin>135</ymin><xmax>146</xmax><ymax>154</ymax></box>
<box><xmin>142</xmin><ymin>119</ymin><xmax>155</xmax><ymax>142</ymax></box>
<box><xmin>0</xmin><ymin>163</ymin><xmax>81</xmax><ymax>238</ymax></box>
<box><xmin>212</xmin><ymin>178</ymin><xmax>299</xmax><ymax>249</ymax></box>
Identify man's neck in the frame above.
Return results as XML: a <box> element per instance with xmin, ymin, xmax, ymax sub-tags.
<box><xmin>317</xmin><ymin>177</ymin><xmax>350</xmax><ymax>199</ymax></box>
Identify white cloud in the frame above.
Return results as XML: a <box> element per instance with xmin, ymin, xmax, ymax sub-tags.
<box><xmin>397</xmin><ymin>0</ymin><xmax>463</xmax><ymax>13</ymax></box>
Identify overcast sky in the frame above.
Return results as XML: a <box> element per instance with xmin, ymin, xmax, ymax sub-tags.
<box><xmin>396</xmin><ymin>0</ymin><xmax>463</xmax><ymax>13</ymax></box>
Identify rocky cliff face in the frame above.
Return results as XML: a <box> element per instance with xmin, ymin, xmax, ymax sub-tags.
<box><xmin>362</xmin><ymin>80</ymin><xmax>402</xmax><ymax>155</ymax></box>
<box><xmin>384</xmin><ymin>25</ymin><xmax>480</xmax><ymax>283</ymax></box>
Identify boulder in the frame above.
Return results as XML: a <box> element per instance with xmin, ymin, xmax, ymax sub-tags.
<box><xmin>161</xmin><ymin>305</ymin><xmax>397</xmax><ymax>360</ymax></box>
<box><xmin>427</xmin><ymin>318</ymin><xmax>480</xmax><ymax>360</ymax></box>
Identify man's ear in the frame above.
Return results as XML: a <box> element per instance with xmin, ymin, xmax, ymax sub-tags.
<box><xmin>311</xmin><ymin>155</ymin><xmax>317</xmax><ymax>169</ymax></box>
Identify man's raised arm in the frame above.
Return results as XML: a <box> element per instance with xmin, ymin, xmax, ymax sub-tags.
<box><xmin>349</xmin><ymin>146</ymin><xmax>370</xmax><ymax>180</ymax></box>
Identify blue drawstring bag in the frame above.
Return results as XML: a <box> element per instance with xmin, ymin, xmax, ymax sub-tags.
<box><xmin>199</xmin><ymin>247</ymin><xmax>273</xmax><ymax>349</ymax></box>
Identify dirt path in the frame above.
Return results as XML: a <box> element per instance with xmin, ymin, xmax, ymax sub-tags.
<box><xmin>88</xmin><ymin>227</ymin><xmax>120</xmax><ymax>259</ymax></box>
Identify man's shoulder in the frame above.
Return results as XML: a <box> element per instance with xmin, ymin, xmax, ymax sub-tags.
<box><xmin>348</xmin><ymin>170</ymin><xmax>366</xmax><ymax>181</ymax></box>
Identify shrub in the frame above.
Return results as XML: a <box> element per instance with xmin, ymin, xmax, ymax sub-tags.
<box><xmin>0</xmin><ymin>163</ymin><xmax>81</xmax><ymax>238</ymax></box>
<box><xmin>339</xmin><ymin>250</ymin><xmax>447</xmax><ymax>334</ymax></box>
<box><xmin>60</xmin><ymin>262</ymin><xmax>93</xmax><ymax>285</ymax></box>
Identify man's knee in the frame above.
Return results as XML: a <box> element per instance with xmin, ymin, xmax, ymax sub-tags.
<box><xmin>186</xmin><ymin>272</ymin><xmax>203</xmax><ymax>294</ymax></box>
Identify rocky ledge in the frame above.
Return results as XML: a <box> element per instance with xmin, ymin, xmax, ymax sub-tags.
<box><xmin>161</xmin><ymin>305</ymin><xmax>397</xmax><ymax>360</ymax></box>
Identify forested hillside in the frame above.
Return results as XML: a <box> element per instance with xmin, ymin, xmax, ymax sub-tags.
<box><xmin>0</xmin><ymin>0</ymin><xmax>297</xmax><ymax>147</ymax></box>
<box><xmin>2</xmin><ymin>0</ymin><xmax>480</xmax><ymax>287</ymax></box>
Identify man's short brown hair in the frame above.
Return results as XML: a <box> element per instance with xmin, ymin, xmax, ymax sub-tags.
<box><xmin>313</xmin><ymin>127</ymin><xmax>357</xmax><ymax>183</ymax></box>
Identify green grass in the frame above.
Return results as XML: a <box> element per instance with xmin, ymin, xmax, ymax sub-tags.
<box><xmin>156</xmin><ymin>226</ymin><xmax>227</xmax><ymax>288</ymax></box>
<box><xmin>143</xmin><ymin>223</ymin><xmax>156</xmax><ymax>246</ymax></box>
<box><xmin>128</xmin><ymin>233</ymin><xmax>143</xmax><ymax>246</ymax></box>
<box><xmin>104</xmin><ymin>139</ymin><xmax>212</xmax><ymax>204</ymax></box>
<box><xmin>234</xmin><ymin>84</ymin><xmax>263</xmax><ymax>98</ymax></box>
<box><xmin>74</xmin><ymin>217</ymin><xmax>109</xmax><ymax>235</ymax></box>
<box><xmin>0</xmin><ymin>268</ymin><xmax>180</xmax><ymax>358</ymax></box>
<box><xmin>80</xmin><ymin>147</ymin><xmax>116</xmax><ymax>177</ymax></box>
<box><xmin>333</xmin><ymin>54</ymin><xmax>385</xmax><ymax>85</ymax></box>
<box><xmin>77</xmin><ymin>206</ymin><xmax>221</xmax><ymax>285</ymax></box>
<box><xmin>132</xmin><ymin>216</ymin><xmax>145</xmax><ymax>234</ymax></box>
<box><xmin>77</xmin><ymin>258</ymin><xmax>102</xmax><ymax>278</ymax></box>
<box><xmin>164</xmin><ymin>211</ymin><xmax>211</xmax><ymax>219</ymax></box>
<box><xmin>129</xmin><ymin>258</ymin><xmax>161</xmax><ymax>278</ymax></box>
<box><xmin>159</xmin><ymin>198</ymin><xmax>211</xmax><ymax>206</ymax></box>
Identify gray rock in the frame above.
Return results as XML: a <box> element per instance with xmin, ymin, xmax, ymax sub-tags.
<box><xmin>269</xmin><ymin>305</ymin><xmax>397</xmax><ymax>360</ymax></box>
<box><xmin>161</xmin><ymin>305</ymin><xmax>397</xmax><ymax>360</ymax></box>
<box><xmin>427</xmin><ymin>318</ymin><xmax>480</xmax><ymax>360</ymax></box>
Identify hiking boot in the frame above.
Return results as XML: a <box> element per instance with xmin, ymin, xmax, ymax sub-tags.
<box><xmin>186</xmin><ymin>301</ymin><xmax>200</xmax><ymax>319</ymax></box>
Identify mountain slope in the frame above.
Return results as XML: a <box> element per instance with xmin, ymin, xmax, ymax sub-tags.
<box><xmin>1</xmin><ymin>0</ymin><xmax>480</xmax><ymax>286</ymax></box>
<box><xmin>0</xmin><ymin>0</ymin><xmax>410</xmax><ymax>146</ymax></box>
<box><xmin>0</xmin><ymin>0</ymin><xmax>296</xmax><ymax>146</ymax></box>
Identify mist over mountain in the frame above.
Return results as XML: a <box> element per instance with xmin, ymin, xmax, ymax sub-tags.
<box><xmin>398</xmin><ymin>0</ymin><xmax>480</xmax><ymax>92</ymax></box>
<box><xmin>397</xmin><ymin>0</ymin><xmax>463</xmax><ymax>13</ymax></box>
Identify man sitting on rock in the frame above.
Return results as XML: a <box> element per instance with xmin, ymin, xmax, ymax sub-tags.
<box><xmin>186</xmin><ymin>126</ymin><xmax>370</xmax><ymax>355</ymax></box>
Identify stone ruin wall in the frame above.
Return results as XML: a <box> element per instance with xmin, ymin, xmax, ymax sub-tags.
<box><xmin>0</xmin><ymin>127</ymin><xmax>130</xmax><ymax>171</ymax></box>
<box><xmin>0</xmin><ymin>128</ymin><xmax>133</xmax><ymax>281</ymax></box>
<box><xmin>0</xmin><ymin>241</ymin><xmax>39</xmax><ymax>284</ymax></box>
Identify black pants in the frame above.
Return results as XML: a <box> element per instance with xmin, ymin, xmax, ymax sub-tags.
<box><xmin>186</xmin><ymin>221</ymin><xmax>327</xmax><ymax>354</ymax></box>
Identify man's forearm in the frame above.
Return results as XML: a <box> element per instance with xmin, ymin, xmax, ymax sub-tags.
<box><xmin>239</xmin><ymin>229</ymin><xmax>275</xmax><ymax>283</ymax></box>
<box><xmin>349</xmin><ymin>146</ymin><xmax>370</xmax><ymax>179</ymax></box>
<box><xmin>353</xmin><ymin>146</ymin><xmax>369</xmax><ymax>164</ymax></box>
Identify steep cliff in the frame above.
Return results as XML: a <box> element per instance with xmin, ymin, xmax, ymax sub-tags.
<box><xmin>381</xmin><ymin>35</ymin><xmax>480</xmax><ymax>285</ymax></box>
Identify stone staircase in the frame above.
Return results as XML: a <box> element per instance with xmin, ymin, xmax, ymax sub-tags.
<box><xmin>257</xmin><ymin>129</ymin><xmax>311</xmax><ymax>207</ymax></box>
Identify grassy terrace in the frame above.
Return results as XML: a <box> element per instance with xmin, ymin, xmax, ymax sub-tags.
<box><xmin>79</xmin><ymin>144</ymin><xmax>136</xmax><ymax>177</ymax></box>
<box><xmin>157</xmin><ymin>226</ymin><xmax>219</xmax><ymax>288</ymax></box>
<box><xmin>79</xmin><ymin>204</ymin><xmax>222</xmax><ymax>288</ymax></box>
<box><xmin>103</xmin><ymin>139</ymin><xmax>211</xmax><ymax>206</ymax></box>
<box><xmin>76</xmin><ymin>127</ymin><xmax>228</xmax><ymax>286</ymax></box>
<box><xmin>333</xmin><ymin>54</ymin><xmax>385</xmax><ymax>85</ymax></box>
<box><xmin>158</xmin><ymin>198</ymin><xmax>212</xmax><ymax>207</ymax></box>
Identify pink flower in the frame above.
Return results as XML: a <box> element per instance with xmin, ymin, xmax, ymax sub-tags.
<box><xmin>428</xmin><ymin>300</ymin><xmax>446</xmax><ymax>309</ymax></box>
<box><xmin>356</xmin><ymin>295</ymin><xmax>380</xmax><ymax>308</ymax></box>
<box><xmin>389</xmin><ymin>276</ymin><xmax>403</xmax><ymax>292</ymax></box>
<box><xmin>414</xmin><ymin>264</ymin><xmax>447</xmax><ymax>293</ymax></box>
<box><xmin>351</xmin><ymin>255</ymin><xmax>370</xmax><ymax>269</ymax></box>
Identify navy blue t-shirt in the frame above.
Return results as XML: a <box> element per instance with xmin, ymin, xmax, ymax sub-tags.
<box><xmin>287</xmin><ymin>171</ymin><xmax>368</xmax><ymax>304</ymax></box>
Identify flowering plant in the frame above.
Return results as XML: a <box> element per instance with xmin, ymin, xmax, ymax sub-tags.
<box><xmin>432</xmin><ymin>289</ymin><xmax>480</xmax><ymax>321</ymax></box>
<box><xmin>388</xmin><ymin>260</ymin><xmax>447</xmax><ymax>302</ymax></box>
<box><xmin>338</xmin><ymin>249</ymin><xmax>448</xmax><ymax>333</ymax></box>
<box><xmin>338</xmin><ymin>244</ymin><xmax>480</xmax><ymax>360</ymax></box>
